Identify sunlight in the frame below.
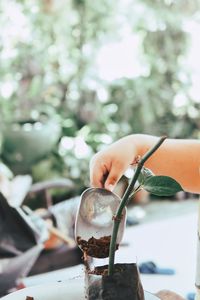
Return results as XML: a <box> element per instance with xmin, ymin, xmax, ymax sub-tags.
<box><xmin>96</xmin><ymin>35</ymin><xmax>146</xmax><ymax>81</ymax></box>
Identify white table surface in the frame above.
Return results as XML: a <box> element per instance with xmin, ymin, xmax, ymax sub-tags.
<box><xmin>122</xmin><ymin>212</ymin><xmax>197</xmax><ymax>297</ymax></box>
<box><xmin>21</xmin><ymin>208</ymin><xmax>198</xmax><ymax>298</ymax></box>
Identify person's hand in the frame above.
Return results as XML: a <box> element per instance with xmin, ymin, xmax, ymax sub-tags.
<box><xmin>90</xmin><ymin>136</ymin><xmax>138</xmax><ymax>191</ymax></box>
<box><xmin>155</xmin><ymin>290</ymin><xmax>186</xmax><ymax>300</ymax></box>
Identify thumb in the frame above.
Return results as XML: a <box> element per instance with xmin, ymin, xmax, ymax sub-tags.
<box><xmin>104</xmin><ymin>163</ymin><xmax>123</xmax><ymax>192</ymax></box>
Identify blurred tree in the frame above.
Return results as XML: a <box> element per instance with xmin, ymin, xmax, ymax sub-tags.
<box><xmin>108</xmin><ymin>0</ymin><xmax>200</xmax><ymax>138</ymax></box>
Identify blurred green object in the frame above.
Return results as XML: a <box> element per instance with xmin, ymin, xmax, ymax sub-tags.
<box><xmin>0</xmin><ymin>132</ymin><xmax>3</xmax><ymax>156</ymax></box>
<box><xmin>1</xmin><ymin>118</ymin><xmax>61</xmax><ymax>174</ymax></box>
<box><xmin>0</xmin><ymin>0</ymin><xmax>199</xmax><ymax>190</ymax></box>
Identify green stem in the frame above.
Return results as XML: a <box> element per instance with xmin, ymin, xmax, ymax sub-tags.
<box><xmin>108</xmin><ymin>136</ymin><xmax>167</xmax><ymax>275</ymax></box>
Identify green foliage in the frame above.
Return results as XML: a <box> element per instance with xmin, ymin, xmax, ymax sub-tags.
<box><xmin>138</xmin><ymin>166</ymin><xmax>183</xmax><ymax>196</ymax></box>
<box><xmin>0</xmin><ymin>0</ymin><xmax>199</xmax><ymax>195</ymax></box>
<box><xmin>142</xmin><ymin>175</ymin><xmax>183</xmax><ymax>196</ymax></box>
<box><xmin>138</xmin><ymin>167</ymin><xmax>183</xmax><ymax>197</ymax></box>
<box><xmin>138</xmin><ymin>167</ymin><xmax>154</xmax><ymax>184</ymax></box>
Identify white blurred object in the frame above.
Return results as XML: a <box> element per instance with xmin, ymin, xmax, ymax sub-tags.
<box><xmin>0</xmin><ymin>173</ymin><xmax>32</xmax><ymax>207</ymax></box>
<box><xmin>128</xmin><ymin>206</ymin><xmax>146</xmax><ymax>221</ymax></box>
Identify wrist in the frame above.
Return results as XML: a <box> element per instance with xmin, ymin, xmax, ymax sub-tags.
<box><xmin>128</xmin><ymin>134</ymin><xmax>160</xmax><ymax>163</ymax></box>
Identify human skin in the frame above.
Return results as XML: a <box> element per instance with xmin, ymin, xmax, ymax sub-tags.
<box><xmin>155</xmin><ymin>290</ymin><xmax>186</xmax><ymax>300</ymax></box>
<box><xmin>90</xmin><ymin>134</ymin><xmax>200</xmax><ymax>194</ymax></box>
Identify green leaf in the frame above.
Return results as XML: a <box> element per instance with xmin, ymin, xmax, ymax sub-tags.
<box><xmin>143</xmin><ymin>175</ymin><xmax>183</xmax><ymax>196</ymax></box>
<box><xmin>138</xmin><ymin>167</ymin><xmax>155</xmax><ymax>184</ymax></box>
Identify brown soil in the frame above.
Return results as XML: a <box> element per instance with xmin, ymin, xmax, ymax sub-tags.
<box><xmin>26</xmin><ymin>297</ymin><xmax>34</xmax><ymax>300</ymax></box>
<box><xmin>89</xmin><ymin>266</ymin><xmax>109</xmax><ymax>276</ymax></box>
<box><xmin>88</xmin><ymin>264</ymin><xmax>127</xmax><ymax>276</ymax></box>
<box><xmin>77</xmin><ymin>235</ymin><xmax>118</xmax><ymax>258</ymax></box>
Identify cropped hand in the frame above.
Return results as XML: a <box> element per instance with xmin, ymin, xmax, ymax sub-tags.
<box><xmin>90</xmin><ymin>136</ymin><xmax>138</xmax><ymax>191</ymax></box>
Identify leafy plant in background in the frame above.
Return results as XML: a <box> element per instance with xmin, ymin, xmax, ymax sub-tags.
<box><xmin>0</xmin><ymin>0</ymin><xmax>199</xmax><ymax>201</ymax></box>
<box><xmin>108</xmin><ymin>0</ymin><xmax>200</xmax><ymax>138</ymax></box>
<box><xmin>0</xmin><ymin>0</ymin><xmax>120</xmax><ymax>191</ymax></box>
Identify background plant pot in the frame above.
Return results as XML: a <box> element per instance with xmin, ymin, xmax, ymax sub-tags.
<box><xmin>85</xmin><ymin>263</ymin><xmax>145</xmax><ymax>300</ymax></box>
<box><xmin>1</xmin><ymin>118</ymin><xmax>61</xmax><ymax>174</ymax></box>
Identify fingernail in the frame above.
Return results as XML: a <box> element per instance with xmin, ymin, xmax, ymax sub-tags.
<box><xmin>107</xmin><ymin>184</ymin><xmax>114</xmax><ymax>191</ymax></box>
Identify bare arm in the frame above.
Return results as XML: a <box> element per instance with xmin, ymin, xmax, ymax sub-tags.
<box><xmin>90</xmin><ymin>134</ymin><xmax>200</xmax><ymax>194</ymax></box>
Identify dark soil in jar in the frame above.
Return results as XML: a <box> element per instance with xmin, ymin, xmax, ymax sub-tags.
<box><xmin>85</xmin><ymin>263</ymin><xmax>145</xmax><ymax>300</ymax></box>
<box><xmin>77</xmin><ymin>235</ymin><xmax>119</xmax><ymax>258</ymax></box>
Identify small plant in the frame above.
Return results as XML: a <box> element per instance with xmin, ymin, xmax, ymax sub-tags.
<box><xmin>108</xmin><ymin>136</ymin><xmax>183</xmax><ymax>275</ymax></box>
<box><xmin>84</xmin><ymin>136</ymin><xmax>184</xmax><ymax>300</ymax></box>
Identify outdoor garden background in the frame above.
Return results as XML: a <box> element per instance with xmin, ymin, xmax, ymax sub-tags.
<box><xmin>0</xmin><ymin>0</ymin><xmax>200</xmax><ymax>204</ymax></box>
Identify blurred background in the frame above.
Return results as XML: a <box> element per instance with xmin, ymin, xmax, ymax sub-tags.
<box><xmin>0</xmin><ymin>0</ymin><xmax>200</xmax><ymax>201</ymax></box>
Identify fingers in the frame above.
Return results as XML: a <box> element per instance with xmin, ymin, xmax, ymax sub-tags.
<box><xmin>89</xmin><ymin>135</ymin><xmax>137</xmax><ymax>191</ymax></box>
<box><xmin>104</xmin><ymin>162</ymin><xmax>124</xmax><ymax>191</ymax></box>
<box><xmin>90</xmin><ymin>153</ymin><xmax>126</xmax><ymax>192</ymax></box>
<box><xmin>89</xmin><ymin>155</ymin><xmax>108</xmax><ymax>189</ymax></box>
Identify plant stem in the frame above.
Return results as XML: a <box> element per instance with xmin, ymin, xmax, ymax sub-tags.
<box><xmin>108</xmin><ymin>136</ymin><xmax>167</xmax><ymax>275</ymax></box>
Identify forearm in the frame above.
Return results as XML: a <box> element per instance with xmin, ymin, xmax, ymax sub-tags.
<box><xmin>131</xmin><ymin>134</ymin><xmax>200</xmax><ymax>194</ymax></box>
